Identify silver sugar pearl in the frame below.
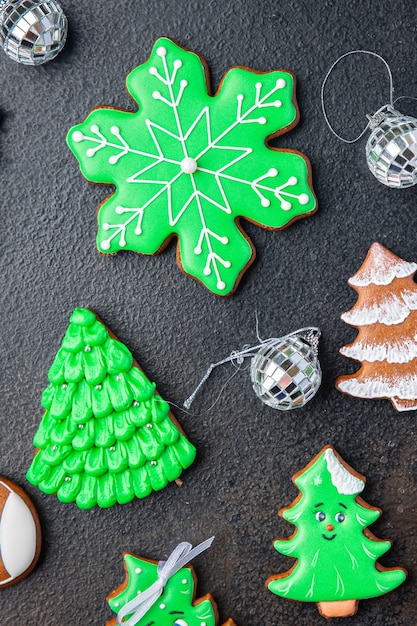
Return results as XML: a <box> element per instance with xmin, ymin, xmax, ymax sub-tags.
<box><xmin>64</xmin><ymin>476</ymin><xmax>71</xmax><ymax>482</ymax></box>
<box><xmin>52</xmin><ymin>445</ymin><xmax>57</xmax><ymax>451</ymax></box>
<box><xmin>133</xmin><ymin>401</ymin><xmax>139</xmax><ymax>407</ymax></box>
<box><xmin>77</xmin><ymin>424</ymin><xmax>84</xmax><ymax>429</ymax></box>
<box><xmin>61</xmin><ymin>383</ymin><xmax>67</xmax><ymax>389</ymax></box>
<box><xmin>95</xmin><ymin>385</ymin><xmax>102</xmax><ymax>391</ymax></box>
<box><xmin>84</xmin><ymin>345</ymin><xmax>92</xmax><ymax>352</ymax></box>
<box><xmin>150</xmin><ymin>460</ymin><xmax>157</xmax><ymax>466</ymax></box>
<box><xmin>0</xmin><ymin>0</ymin><xmax>67</xmax><ymax>66</ymax></box>
<box><xmin>250</xmin><ymin>328</ymin><xmax>321</xmax><ymax>410</ymax></box>
<box><xmin>146</xmin><ymin>423</ymin><xmax>153</xmax><ymax>429</ymax></box>
<box><xmin>109</xmin><ymin>446</ymin><xmax>115</xmax><ymax>451</ymax></box>
<box><xmin>116</xmin><ymin>375</ymin><xmax>121</xmax><ymax>381</ymax></box>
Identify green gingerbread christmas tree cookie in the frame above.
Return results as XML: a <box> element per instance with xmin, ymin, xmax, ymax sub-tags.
<box><xmin>26</xmin><ymin>308</ymin><xmax>196</xmax><ymax>509</ymax></box>
<box><xmin>266</xmin><ymin>445</ymin><xmax>407</xmax><ymax>619</ymax></box>
<box><xmin>107</xmin><ymin>543</ymin><xmax>237</xmax><ymax>626</ymax></box>
<box><xmin>67</xmin><ymin>37</ymin><xmax>316</xmax><ymax>297</ymax></box>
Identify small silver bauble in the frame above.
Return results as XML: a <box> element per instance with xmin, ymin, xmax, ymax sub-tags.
<box><xmin>0</xmin><ymin>0</ymin><xmax>67</xmax><ymax>66</ymax></box>
<box><xmin>366</xmin><ymin>106</ymin><xmax>417</xmax><ymax>188</ymax></box>
<box><xmin>250</xmin><ymin>327</ymin><xmax>321</xmax><ymax>410</ymax></box>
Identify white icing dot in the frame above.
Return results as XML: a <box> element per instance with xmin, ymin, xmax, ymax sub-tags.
<box><xmin>268</xmin><ymin>168</ymin><xmax>278</xmax><ymax>177</ymax></box>
<box><xmin>220</xmin><ymin>236</ymin><xmax>229</xmax><ymax>244</ymax></box>
<box><xmin>110</xmin><ymin>126</ymin><xmax>120</xmax><ymax>135</ymax></box>
<box><xmin>203</xmin><ymin>267</ymin><xmax>211</xmax><ymax>276</ymax></box>
<box><xmin>261</xmin><ymin>197</ymin><xmax>271</xmax><ymax>207</ymax></box>
<box><xmin>114</xmin><ymin>602</ymin><xmax>119</xmax><ymax>607</ymax></box>
<box><xmin>276</xmin><ymin>78</ymin><xmax>286</xmax><ymax>88</ymax></box>
<box><xmin>194</xmin><ymin>246</ymin><xmax>202</xmax><ymax>255</ymax></box>
<box><xmin>72</xmin><ymin>130</ymin><xmax>84</xmax><ymax>142</ymax></box>
<box><xmin>152</xmin><ymin>90</ymin><xmax>161</xmax><ymax>99</ymax></box>
<box><xmin>91</xmin><ymin>124</ymin><xmax>100</xmax><ymax>133</ymax></box>
<box><xmin>274</xmin><ymin>100</ymin><xmax>282</xmax><ymax>107</ymax></box>
<box><xmin>236</xmin><ymin>93</ymin><xmax>244</xmax><ymax>101</ymax></box>
<box><xmin>156</xmin><ymin>46</ymin><xmax>167</xmax><ymax>57</ymax></box>
<box><xmin>201</xmin><ymin>622</ymin><xmax>207</xmax><ymax>626</ymax></box>
<box><xmin>174</xmin><ymin>59</ymin><xmax>182</xmax><ymax>68</ymax></box>
<box><xmin>182</xmin><ymin>578</ymin><xmax>187</xmax><ymax>584</ymax></box>
<box><xmin>159</xmin><ymin>603</ymin><xmax>166</xmax><ymax>609</ymax></box>
<box><xmin>217</xmin><ymin>280</ymin><xmax>226</xmax><ymax>290</ymax></box>
<box><xmin>149</xmin><ymin>66</ymin><xmax>158</xmax><ymax>75</ymax></box>
<box><xmin>255</xmin><ymin>82</ymin><xmax>262</xmax><ymax>89</ymax></box>
<box><xmin>103</xmin><ymin>223</ymin><xmax>110</xmax><ymax>231</ymax></box>
<box><xmin>180</xmin><ymin>157</ymin><xmax>198</xmax><ymax>174</ymax></box>
<box><xmin>288</xmin><ymin>176</ymin><xmax>298</xmax><ymax>185</ymax></box>
<box><xmin>180</xmin><ymin>79</ymin><xmax>188</xmax><ymax>88</ymax></box>
<box><xmin>101</xmin><ymin>240</ymin><xmax>111</xmax><ymax>250</ymax></box>
<box><xmin>109</xmin><ymin>155</ymin><xmax>118</xmax><ymax>165</ymax></box>
<box><xmin>115</xmin><ymin>205</ymin><xmax>124</xmax><ymax>214</ymax></box>
<box><xmin>86</xmin><ymin>148</ymin><xmax>96</xmax><ymax>157</ymax></box>
<box><xmin>299</xmin><ymin>193</ymin><xmax>310</xmax><ymax>205</ymax></box>
<box><xmin>281</xmin><ymin>200</ymin><xmax>292</xmax><ymax>211</ymax></box>
<box><xmin>135</xmin><ymin>567</ymin><xmax>142</xmax><ymax>574</ymax></box>
<box><xmin>259</xmin><ymin>117</ymin><xmax>267</xmax><ymax>124</ymax></box>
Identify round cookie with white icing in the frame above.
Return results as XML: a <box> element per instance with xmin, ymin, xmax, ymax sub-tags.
<box><xmin>0</xmin><ymin>477</ymin><xmax>41</xmax><ymax>588</ymax></box>
<box><xmin>67</xmin><ymin>37</ymin><xmax>317</xmax><ymax>297</ymax></box>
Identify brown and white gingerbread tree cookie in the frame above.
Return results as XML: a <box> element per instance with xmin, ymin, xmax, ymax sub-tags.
<box><xmin>336</xmin><ymin>242</ymin><xmax>417</xmax><ymax>410</ymax></box>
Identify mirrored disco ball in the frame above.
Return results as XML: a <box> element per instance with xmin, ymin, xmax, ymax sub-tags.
<box><xmin>0</xmin><ymin>0</ymin><xmax>67</xmax><ymax>65</ymax></box>
<box><xmin>366</xmin><ymin>107</ymin><xmax>417</xmax><ymax>188</ymax></box>
<box><xmin>250</xmin><ymin>328</ymin><xmax>321</xmax><ymax>410</ymax></box>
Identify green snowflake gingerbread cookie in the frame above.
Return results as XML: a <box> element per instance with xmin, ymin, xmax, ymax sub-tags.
<box><xmin>266</xmin><ymin>445</ymin><xmax>407</xmax><ymax>618</ymax></box>
<box><xmin>26</xmin><ymin>308</ymin><xmax>196</xmax><ymax>509</ymax></box>
<box><xmin>107</xmin><ymin>541</ymin><xmax>237</xmax><ymax>626</ymax></box>
<box><xmin>67</xmin><ymin>37</ymin><xmax>316</xmax><ymax>296</ymax></box>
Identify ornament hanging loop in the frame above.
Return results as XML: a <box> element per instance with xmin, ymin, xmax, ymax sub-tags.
<box><xmin>321</xmin><ymin>50</ymin><xmax>394</xmax><ymax>144</ymax></box>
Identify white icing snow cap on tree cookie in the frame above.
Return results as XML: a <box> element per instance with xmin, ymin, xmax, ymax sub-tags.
<box><xmin>324</xmin><ymin>448</ymin><xmax>364</xmax><ymax>495</ymax></box>
<box><xmin>348</xmin><ymin>242</ymin><xmax>417</xmax><ymax>287</ymax></box>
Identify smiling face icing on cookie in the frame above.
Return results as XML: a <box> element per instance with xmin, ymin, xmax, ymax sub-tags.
<box><xmin>313</xmin><ymin>500</ymin><xmax>348</xmax><ymax>541</ymax></box>
<box><xmin>267</xmin><ymin>446</ymin><xmax>407</xmax><ymax>608</ymax></box>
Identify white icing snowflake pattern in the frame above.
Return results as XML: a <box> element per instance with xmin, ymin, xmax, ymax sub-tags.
<box><xmin>68</xmin><ymin>38</ymin><xmax>316</xmax><ymax>295</ymax></box>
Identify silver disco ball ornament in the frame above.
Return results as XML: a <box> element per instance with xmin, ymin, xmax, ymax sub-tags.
<box><xmin>0</xmin><ymin>0</ymin><xmax>67</xmax><ymax>65</ymax></box>
<box><xmin>250</xmin><ymin>327</ymin><xmax>321</xmax><ymax>410</ymax></box>
<box><xmin>366</xmin><ymin>106</ymin><xmax>417</xmax><ymax>188</ymax></box>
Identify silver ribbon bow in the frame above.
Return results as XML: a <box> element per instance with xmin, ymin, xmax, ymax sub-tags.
<box><xmin>117</xmin><ymin>537</ymin><xmax>215</xmax><ymax>625</ymax></box>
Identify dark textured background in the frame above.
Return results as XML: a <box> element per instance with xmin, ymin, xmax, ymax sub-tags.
<box><xmin>0</xmin><ymin>1</ymin><xmax>416</xmax><ymax>624</ymax></box>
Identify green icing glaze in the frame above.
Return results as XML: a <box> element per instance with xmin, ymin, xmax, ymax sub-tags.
<box><xmin>267</xmin><ymin>446</ymin><xmax>407</xmax><ymax>606</ymax></box>
<box><xmin>67</xmin><ymin>37</ymin><xmax>316</xmax><ymax>297</ymax></box>
<box><xmin>107</xmin><ymin>553</ymin><xmax>224</xmax><ymax>626</ymax></box>
<box><xmin>26</xmin><ymin>308</ymin><xmax>196</xmax><ymax>509</ymax></box>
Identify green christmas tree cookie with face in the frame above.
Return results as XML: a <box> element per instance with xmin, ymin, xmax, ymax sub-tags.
<box><xmin>107</xmin><ymin>547</ymin><xmax>237</xmax><ymax>626</ymax></box>
<box><xmin>266</xmin><ymin>445</ymin><xmax>407</xmax><ymax>618</ymax></box>
<box><xmin>66</xmin><ymin>37</ymin><xmax>316</xmax><ymax>297</ymax></box>
<box><xmin>26</xmin><ymin>308</ymin><xmax>196</xmax><ymax>509</ymax></box>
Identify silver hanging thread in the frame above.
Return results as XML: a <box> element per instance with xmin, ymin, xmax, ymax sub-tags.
<box><xmin>322</xmin><ymin>50</ymin><xmax>417</xmax><ymax>188</ymax></box>
<box><xmin>183</xmin><ymin>327</ymin><xmax>320</xmax><ymax>410</ymax></box>
<box><xmin>321</xmin><ymin>50</ymin><xmax>394</xmax><ymax>144</ymax></box>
